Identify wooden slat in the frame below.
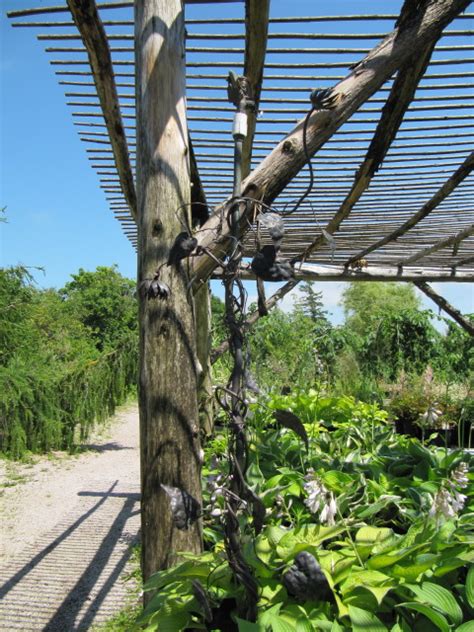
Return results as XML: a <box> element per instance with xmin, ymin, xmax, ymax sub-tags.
<box><xmin>345</xmin><ymin>152</ymin><xmax>474</xmax><ymax>265</ymax></box>
<box><xmin>66</xmin><ymin>0</ymin><xmax>137</xmax><ymax>221</ymax></box>
<box><xmin>301</xmin><ymin>36</ymin><xmax>437</xmax><ymax>258</ymax></box>
<box><xmin>397</xmin><ymin>224</ymin><xmax>474</xmax><ymax>266</ymax></box>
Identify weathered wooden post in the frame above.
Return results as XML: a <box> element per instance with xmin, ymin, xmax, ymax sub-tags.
<box><xmin>135</xmin><ymin>0</ymin><xmax>202</xmax><ymax>583</ymax></box>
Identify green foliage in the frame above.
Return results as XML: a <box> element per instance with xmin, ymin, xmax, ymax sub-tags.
<box><xmin>60</xmin><ymin>265</ymin><xmax>137</xmax><ymax>350</ymax></box>
<box><xmin>341</xmin><ymin>283</ymin><xmax>420</xmax><ymax>337</ymax></box>
<box><xmin>135</xmin><ymin>391</ymin><xmax>474</xmax><ymax>630</ymax></box>
<box><xmin>434</xmin><ymin>317</ymin><xmax>474</xmax><ymax>383</ymax></box>
<box><xmin>0</xmin><ymin>266</ymin><xmax>138</xmax><ymax>458</ymax></box>
<box><xmin>294</xmin><ymin>283</ymin><xmax>327</xmax><ymax>323</ymax></box>
<box><xmin>362</xmin><ymin>309</ymin><xmax>439</xmax><ymax>381</ymax></box>
<box><xmin>247</xmin><ymin>307</ymin><xmax>344</xmax><ymax>392</ymax></box>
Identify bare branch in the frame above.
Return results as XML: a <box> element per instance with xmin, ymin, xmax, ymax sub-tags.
<box><xmin>415</xmin><ymin>281</ymin><xmax>474</xmax><ymax>335</ymax></box>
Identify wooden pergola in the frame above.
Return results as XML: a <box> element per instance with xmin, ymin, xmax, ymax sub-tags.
<box><xmin>8</xmin><ymin>0</ymin><xmax>473</xmax><ymax>584</ymax></box>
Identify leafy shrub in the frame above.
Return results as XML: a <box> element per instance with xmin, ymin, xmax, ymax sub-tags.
<box><xmin>0</xmin><ymin>266</ymin><xmax>138</xmax><ymax>458</ymax></box>
<box><xmin>135</xmin><ymin>391</ymin><xmax>474</xmax><ymax>630</ymax></box>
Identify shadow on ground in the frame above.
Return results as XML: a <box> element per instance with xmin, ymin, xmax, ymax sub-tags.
<box><xmin>0</xmin><ymin>481</ymin><xmax>141</xmax><ymax>632</ymax></box>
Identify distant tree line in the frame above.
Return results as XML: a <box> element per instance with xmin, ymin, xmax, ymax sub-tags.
<box><xmin>0</xmin><ymin>265</ymin><xmax>138</xmax><ymax>458</ymax></box>
<box><xmin>211</xmin><ymin>281</ymin><xmax>473</xmax><ymax>436</ymax></box>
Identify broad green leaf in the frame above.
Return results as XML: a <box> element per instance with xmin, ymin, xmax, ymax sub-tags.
<box><xmin>259</xmin><ymin>603</ymin><xmax>283</xmax><ymax>627</ymax></box>
<box><xmin>264</xmin><ymin>525</ymin><xmax>288</xmax><ymax>546</ymax></box>
<box><xmin>330</xmin><ymin>623</ymin><xmax>345</xmax><ymax>632</ymax></box>
<box><xmin>466</xmin><ymin>565</ymin><xmax>474</xmax><ymax>608</ymax></box>
<box><xmin>279</xmin><ymin>606</ymin><xmax>313</xmax><ymax>632</ymax></box>
<box><xmin>236</xmin><ymin>617</ymin><xmax>265</xmax><ymax>631</ymax></box>
<box><xmin>406</xmin><ymin>582</ymin><xmax>463</xmax><ymax>625</ymax></box>
<box><xmin>367</xmin><ymin>544</ymin><xmax>425</xmax><ymax>570</ymax></box>
<box><xmin>356</xmin><ymin>526</ymin><xmax>394</xmax><ymax>546</ymax></box>
<box><xmin>455</xmin><ymin>622</ymin><xmax>474</xmax><ymax>632</ymax></box>
<box><xmin>321</xmin><ymin>470</ymin><xmax>355</xmax><ymax>492</ymax></box>
<box><xmin>247</xmin><ymin>462</ymin><xmax>265</xmax><ymax>489</ymax></box>
<box><xmin>348</xmin><ymin>605</ymin><xmax>388</xmax><ymax>631</ymax></box>
<box><xmin>391</xmin><ymin>620</ymin><xmax>411</xmax><ymax>632</ymax></box>
<box><xmin>144</xmin><ymin>560</ymin><xmax>211</xmax><ymax>591</ymax></box>
<box><xmin>391</xmin><ymin>554</ymin><xmax>439</xmax><ymax>582</ymax></box>
<box><xmin>355</xmin><ymin>497</ymin><xmax>401</xmax><ymax>520</ymax></box>
<box><xmin>356</xmin><ymin>527</ymin><xmax>394</xmax><ymax>559</ymax></box>
<box><xmin>396</xmin><ymin>602</ymin><xmax>450</xmax><ymax>632</ymax></box>
<box><xmin>340</xmin><ymin>569</ymin><xmax>395</xmax><ymax>605</ymax></box>
<box><xmin>276</xmin><ymin>524</ymin><xmax>345</xmax><ymax>560</ymax></box>
<box><xmin>255</xmin><ymin>535</ymin><xmax>274</xmax><ymax>564</ymax></box>
<box><xmin>271</xmin><ymin>616</ymin><xmax>297</xmax><ymax>632</ymax></box>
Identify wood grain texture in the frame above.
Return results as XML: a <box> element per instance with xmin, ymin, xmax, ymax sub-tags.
<box><xmin>242</xmin><ymin>0</ymin><xmax>270</xmax><ymax>179</ymax></box>
<box><xmin>415</xmin><ymin>281</ymin><xmax>474</xmax><ymax>335</ymax></box>
<box><xmin>297</xmin><ymin>38</ymin><xmax>438</xmax><ymax>261</ymax></box>
<box><xmin>135</xmin><ymin>0</ymin><xmax>202</xmax><ymax>584</ymax></box>
<box><xmin>67</xmin><ymin>0</ymin><xmax>137</xmax><ymax>221</ymax></box>
<box><xmin>346</xmin><ymin>151</ymin><xmax>474</xmax><ymax>265</ymax></box>
<box><xmin>189</xmin><ymin>0</ymin><xmax>471</xmax><ymax>287</ymax></box>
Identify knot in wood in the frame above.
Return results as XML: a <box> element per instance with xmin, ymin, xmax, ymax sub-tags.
<box><xmin>282</xmin><ymin>139</ymin><xmax>296</xmax><ymax>155</ymax></box>
<box><xmin>152</xmin><ymin>219</ymin><xmax>163</xmax><ymax>237</ymax></box>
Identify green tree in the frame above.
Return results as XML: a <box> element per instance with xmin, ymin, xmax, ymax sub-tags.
<box><xmin>0</xmin><ymin>266</ymin><xmax>38</xmax><ymax>366</ymax></box>
<box><xmin>60</xmin><ymin>265</ymin><xmax>137</xmax><ymax>350</ymax></box>
<box><xmin>434</xmin><ymin>316</ymin><xmax>474</xmax><ymax>382</ymax></box>
<box><xmin>342</xmin><ymin>282</ymin><xmax>420</xmax><ymax>336</ymax></box>
<box><xmin>340</xmin><ymin>283</ymin><xmax>440</xmax><ymax>383</ymax></box>
<box><xmin>294</xmin><ymin>282</ymin><xmax>327</xmax><ymax>323</ymax></box>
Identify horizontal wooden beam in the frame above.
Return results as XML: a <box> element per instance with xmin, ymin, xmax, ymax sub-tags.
<box><xmin>213</xmin><ymin>263</ymin><xmax>474</xmax><ymax>283</ymax></box>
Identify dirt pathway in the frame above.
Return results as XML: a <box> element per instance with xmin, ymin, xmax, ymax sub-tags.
<box><xmin>0</xmin><ymin>404</ymin><xmax>141</xmax><ymax>631</ymax></box>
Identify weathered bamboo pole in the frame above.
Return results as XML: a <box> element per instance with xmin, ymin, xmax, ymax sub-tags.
<box><xmin>415</xmin><ymin>281</ymin><xmax>474</xmax><ymax>335</ymax></box>
<box><xmin>66</xmin><ymin>0</ymin><xmax>137</xmax><ymax>220</ymax></box>
<box><xmin>346</xmin><ymin>152</ymin><xmax>474</xmax><ymax>266</ymax></box>
<box><xmin>135</xmin><ymin>0</ymin><xmax>202</xmax><ymax>584</ymax></box>
<box><xmin>215</xmin><ymin>264</ymin><xmax>474</xmax><ymax>283</ymax></box>
<box><xmin>397</xmin><ymin>224</ymin><xmax>474</xmax><ymax>266</ymax></box>
<box><xmin>241</xmin><ymin>0</ymin><xmax>270</xmax><ymax>179</ymax></box>
<box><xmin>296</xmin><ymin>29</ymin><xmax>438</xmax><ymax>262</ymax></box>
<box><xmin>189</xmin><ymin>0</ymin><xmax>471</xmax><ymax>288</ymax></box>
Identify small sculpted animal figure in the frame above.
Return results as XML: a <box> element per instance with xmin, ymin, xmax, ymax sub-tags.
<box><xmin>282</xmin><ymin>551</ymin><xmax>332</xmax><ymax>602</ymax></box>
<box><xmin>167</xmin><ymin>232</ymin><xmax>198</xmax><ymax>267</ymax></box>
<box><xmin>251</xmin><ymin>245</ymin><xmax>294</xmax><ymax>282</ymax></box>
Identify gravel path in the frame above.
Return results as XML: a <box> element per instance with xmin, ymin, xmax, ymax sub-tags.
<box><xmin>0</xmin><ymin>404</ymin><xmax>141</xmax><ymax>631</ymax></box>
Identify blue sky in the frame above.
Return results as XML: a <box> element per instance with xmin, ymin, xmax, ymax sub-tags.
<box><xmin>1</xmin><ymin>0</ymin><xmax>472</xmax><ymax>326</ymax></box>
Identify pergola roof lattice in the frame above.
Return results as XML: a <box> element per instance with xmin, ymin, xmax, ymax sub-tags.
<box><xmin>7</xmin><ymin>0</ymin><xmax>474</xmax><ymax>284</ymax></box>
